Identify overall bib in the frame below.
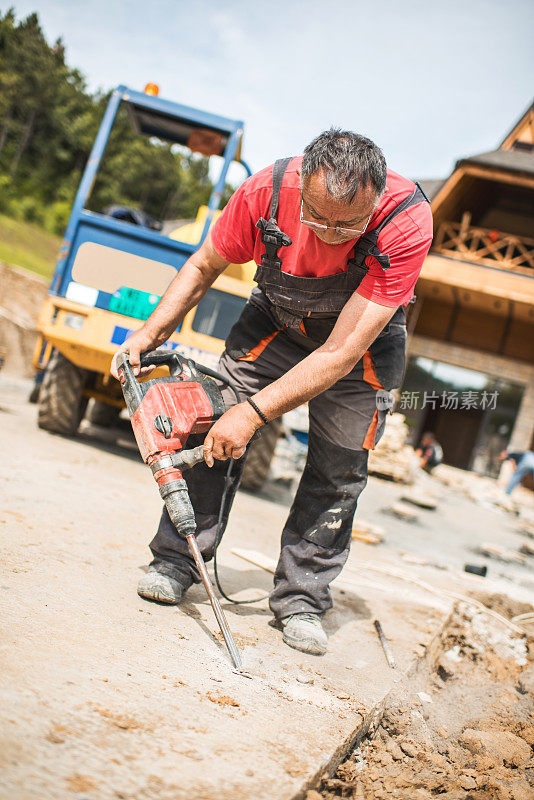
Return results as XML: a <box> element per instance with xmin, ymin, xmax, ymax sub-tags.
<box><xmin>150</xmin><ymin>159</ymin><xmax>429</xmax><ymax>618</ymax></box>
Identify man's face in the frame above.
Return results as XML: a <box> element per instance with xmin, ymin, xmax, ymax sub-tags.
<box><xmin>300</xmin><ymin>169</ymin><xmax>379</xmax><ymax>245</ymax></box>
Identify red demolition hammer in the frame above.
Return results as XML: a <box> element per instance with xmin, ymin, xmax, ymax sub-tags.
<box><xmin>116</xmin><ymin>349</ymin><xmax>243</xmax><ymax>670</ymax></box>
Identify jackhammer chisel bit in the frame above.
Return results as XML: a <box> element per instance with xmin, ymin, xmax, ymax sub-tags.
<box><xmin>117</xmin><ymin>350</ymin><xmax>243</xmax><ymax>671</ymax></box>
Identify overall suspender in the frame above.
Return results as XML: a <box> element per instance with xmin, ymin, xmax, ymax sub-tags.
<box><xmin>253</xmin><ymin>160</ymin><xmax>430</xmax><ymax>328</ymax></box>
<box><xmin>255</xmin><ymin>157</ymin><xmax>293</xmax><ymax>268</ymax></box>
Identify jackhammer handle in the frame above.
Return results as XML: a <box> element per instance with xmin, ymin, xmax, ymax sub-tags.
<box><xmin>139</xmin><ymin>349</ymin><xmax>191</xmax><ymax>377</ymax></box>
<box><xmin>176</xmin><ymin>445</ymin><xmax>205</xmax><ymax>469</ymax></box>
<box><xmin>116</xmin><ymin>351</ymin><xmax>139</xmax><ymax>387</ymax></box>
<box><xmin>116</xmin><ymin>350</ymin><xmax>195</xmax><ymax>413</ymax></box>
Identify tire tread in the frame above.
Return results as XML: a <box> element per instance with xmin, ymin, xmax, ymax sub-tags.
<box><xmin>240</xmin><ymin>419</ymin><xmax>282</xmax><ymax>491</ymax></box>
<box><xmin>38</xmin><ymin>350</ymin><xmax>88</xmax><ymax>435</ymax></box>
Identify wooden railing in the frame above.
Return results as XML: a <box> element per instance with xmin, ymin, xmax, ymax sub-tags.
<box><xmin>433</xmin><ymin>212</ymin><xmax>534</xmax><ymax>275</ymax></box>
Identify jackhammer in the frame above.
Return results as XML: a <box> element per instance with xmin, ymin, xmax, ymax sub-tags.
<box><xmin>116</xmin><ymin>349</ymin><xmax>244</xmax><ymax>670</ymax></box>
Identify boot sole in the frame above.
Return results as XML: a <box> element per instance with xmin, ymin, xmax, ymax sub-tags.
<box><xmin>137</xmin><ymin>588</ymin><xmax>182</xmax><ymax>605</ymax></box>
<box><xmin>282</xmin><ymin>631</ymin><xmax>327</xmax><ymax>656</ymax></box>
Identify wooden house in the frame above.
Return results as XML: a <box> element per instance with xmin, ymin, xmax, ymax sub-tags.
<box><xmin>402</xmin><ymin>102</ymin><xmax>534</xmax><ymax>475</ymax></box>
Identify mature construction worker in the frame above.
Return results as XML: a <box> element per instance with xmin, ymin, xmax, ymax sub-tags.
<box><xmin>111</xmin><ymin>130</ymin><xmax>433</xmax><ymax>655</ymax></box>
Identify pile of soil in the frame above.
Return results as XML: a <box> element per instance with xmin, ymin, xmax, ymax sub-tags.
<box><xmin>309</xmin><ymin>602</ymin><xmax>533</xmax><ymax>800</ymax></box>
<box><xmin>0</xmin><ymin>262</ymin><xmax>47</xmax><ymax>376</ymax></box>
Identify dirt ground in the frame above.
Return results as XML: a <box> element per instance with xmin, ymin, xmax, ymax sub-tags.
<box><xmin>1</xmin><ymin>372</ymin><xmax>534</xmax><ymax>800</ymax></box>
<box><xmin>310</xmin><ymin>603</ymin><xmax>534</xmax><ymax>800</ymax></box>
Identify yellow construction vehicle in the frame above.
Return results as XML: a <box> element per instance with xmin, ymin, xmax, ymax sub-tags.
<box><xmin>33</xmin><ymin>85</ymin><xmax>280</xmax><ymax>489</ymax></box>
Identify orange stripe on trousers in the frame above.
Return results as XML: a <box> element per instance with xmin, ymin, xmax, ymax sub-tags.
<box><xmin>238</xmin><ymin>329</ymin><xmax>281</xmax><ymax>361</ymax></box>
<box><xmin>363</xmin><ymin>408</ymin><xmax>379</xmax><ymax>450</ymax></box>
<box><xmin>363</xmin><ymin>350</ymin><xmax>384</xmax><ymax>390</ymax></box>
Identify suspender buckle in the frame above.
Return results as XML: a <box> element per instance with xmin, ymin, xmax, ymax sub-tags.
<box><xmin>256</xmin><ymin>217</ymin><xmax>292</xmax><ymax>267</ymax></box>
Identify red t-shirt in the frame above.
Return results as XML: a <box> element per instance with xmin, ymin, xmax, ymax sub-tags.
<box><xmin>211</xmin><ymin>156</ymin><xmax>433</xmax><ymax>308</ymax></box>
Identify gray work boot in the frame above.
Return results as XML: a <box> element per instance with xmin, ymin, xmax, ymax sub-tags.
<box><xmin>137</xmin><ymin>570</ymin><xmax>185</xmax><ymax>605</ymax></box>
<box><xmin>281</xmin><ymin>613</ymin><xmax>328</xmax><ymax>655</ymax></box>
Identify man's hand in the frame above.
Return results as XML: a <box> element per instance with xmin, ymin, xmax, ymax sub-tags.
<box><xmin>203</xmin><ymin>402</ymin><xmax>264</xmax><ymax>467</ymax></box>
<box><xmin>110</xmin><ymin>328</ymin><xmax>159</xmax><ymax>380</ymax></box>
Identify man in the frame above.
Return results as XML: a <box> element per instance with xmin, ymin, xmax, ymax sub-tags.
<box><xmin>415</xmin><ymin>431</ymin><xmax>443</xmax><ymax>473</ymax></box>
<box><xmin>111</xmin><ymin>130</ymin><xmax>433</xmax><ymax>655</ymax></box>
<box><xmin>500</xmin><ymin>449</ymin><xmax>534</xmax><ymax>495</ymax></box>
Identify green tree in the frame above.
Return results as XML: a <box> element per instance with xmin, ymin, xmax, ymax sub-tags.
<box><xmin>0</xmin><ymin>10</ymin><xmax>240</xmax><ymax>235</ymax></box>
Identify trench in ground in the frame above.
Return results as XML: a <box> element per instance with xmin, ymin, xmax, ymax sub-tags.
<box><xmin>291</xmin><ymin>595</ymin><xmax>534</xmax><ymax>800</ymax></box>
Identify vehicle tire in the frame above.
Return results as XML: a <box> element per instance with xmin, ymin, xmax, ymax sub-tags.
<box><xmin>28</xmin><ymin>381</ymin><xmax>41</xmax><ymax>404</ymax></box>
<box><xmin>240</xmin><ymin>418</ymin><xmax>282</xmax><ymax>491</ymax></box>
<box><xmin>37</xmin><ymin>350</ymin><xmax>89</xmax><ymax>435</ymax></box>
<box><xmin>87</xmin><ymin>399</ymin><xmax>121</xmax><ymax>428</ymax></box>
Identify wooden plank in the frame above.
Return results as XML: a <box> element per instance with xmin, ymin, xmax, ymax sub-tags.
<box><xmin>420</xmin><ymin>254</ymin><xmax>534</xmax><ymax>304</ymax></box>
<box><xmin>460</xmin><ymin>164</ymin><xmax>534</xmax><ymax>190</ymax></box>
<box><xmin>231</xmin><ymin>548</ymin><xmax>276</xmax><ymax>573</ymax></box>
<box><xmin>412</xmin><ymin>297</ymin><xmax>454</xmax><ymax>340</ymax></box>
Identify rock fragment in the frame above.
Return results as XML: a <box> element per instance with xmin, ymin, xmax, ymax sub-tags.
<box><xmin>437</xmin><ymin>656</ymin><xmax>455</xmax><ymax>681</ymax></box>
<box><xmin>399</xmin><ymin>739</ymin><xmax>418</xmax><ymax>758</ymax></box>
<box><xmin>458</xmin><ymin>729</ymin><xmax>531</xmax><ymax>767</ymax></box>
<box><xmin>385</xmin><ymin>740</ymin><xmax>404</xmax><ymax>761</ymax></box>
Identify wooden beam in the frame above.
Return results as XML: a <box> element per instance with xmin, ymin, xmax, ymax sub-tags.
<box><xmin>460</xmin><ymin>164</ymin><xmax>534</xmax><ymax>190</ymax></box>
<box><xmin>432</xmin><ymin>220</ymin><xmax>534</xmax><ymax>275</ymax></box>
<box><xmin>445</xmin><ymin>287</ymin><xmax>460</xmax><ymax>341</ymax></box>
<box><xmin>498</xmin><ymin>301</ymin><xmax>514</xmax><ymax>354</ymax></box>
<box><xmin>419</xmin><ymin>254</ymin><xmax>534</xmax><ymax>305</ymax></box>
<box><xmin>429</xmin><ymin>167</ymin><xmax>467</xmax><ymax>218</ymax></box>
<box><xmin>500</xmin><ymin>105</ymin><xmax>534</xmax><ymax>150</ymax></box>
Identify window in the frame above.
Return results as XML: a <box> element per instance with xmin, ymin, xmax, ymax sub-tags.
<box><xmin>191</xmin><ymin>289</ymin><xmax>246</xmax><ymax>341</ymax></box>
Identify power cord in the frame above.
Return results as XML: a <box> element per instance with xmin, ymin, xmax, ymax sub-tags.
<box><xmin>194</xmin><ymin>362</ymin><xmax>270</xmax><ymax>605</ymax></box>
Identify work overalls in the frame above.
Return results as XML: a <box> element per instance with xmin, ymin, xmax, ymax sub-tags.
<box><xmin>150</xmin><ymin>159</ymin><xmax>429</xmax><ymax>618</ymax></box>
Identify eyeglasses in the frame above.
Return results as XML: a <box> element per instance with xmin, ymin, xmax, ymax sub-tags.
<box><xmin>300</xmin><ymin>198</ymin><xmax>373</xmax><ymax>238</ymax></box>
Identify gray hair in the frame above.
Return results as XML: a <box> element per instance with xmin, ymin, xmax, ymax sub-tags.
<box><xmin>301</xmin><ymin>128</ymin><xmax>387</xmax><ymax>203</ymax></box>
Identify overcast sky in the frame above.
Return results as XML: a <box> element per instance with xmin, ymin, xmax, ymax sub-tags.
<box><xmin>9</xmin><ymin>0</ymin><xmax>534</xmax><ymax>182</ymax></box>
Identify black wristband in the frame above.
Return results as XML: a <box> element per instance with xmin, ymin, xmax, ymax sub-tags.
<box><xmin>247</xmin><ymin>397</ymin><xmax>268</xmax><ymax>426</ymax></box>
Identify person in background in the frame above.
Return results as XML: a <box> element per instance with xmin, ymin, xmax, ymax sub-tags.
<box><xmin>500</xmin><ymin>449</ymin><xmax>534</xmax><ymax>495</ymax></box>
<box><xmin>415</xmin><ymin>431</ymin><xmax>443</xmax><ymax>473</ymax></box>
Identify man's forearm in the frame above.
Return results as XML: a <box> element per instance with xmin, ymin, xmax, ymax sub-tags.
<box><xmin>250</xmin><ymin>293</ymin><xmax>394</xmax><ymax>421</ymax></box>
<box><xmin>251</xmin><ymin>343</ymin><xmax>364</xmax><ymax>420</ymax></box>
<box><xmin>200</xmin><ymin>294</ymin><xmax>395</xmax><ymax>463</ymax></box>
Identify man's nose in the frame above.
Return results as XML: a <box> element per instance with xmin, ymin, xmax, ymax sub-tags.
<box><xmin>318</xmin><ymin>229</ymin><xmax>343</xmax><ymax>245</ymax></box>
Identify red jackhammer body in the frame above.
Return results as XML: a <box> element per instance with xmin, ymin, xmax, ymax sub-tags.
<box><xmin>116</xmin><ymin>350</ymin><xmax>243</xmax><ymax>669</ymax></box>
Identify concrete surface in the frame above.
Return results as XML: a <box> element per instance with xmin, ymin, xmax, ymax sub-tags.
<box><xmin>0</xmin><ymin>376</ymin><xmax>532</xmax><ymax>800</ymax></box>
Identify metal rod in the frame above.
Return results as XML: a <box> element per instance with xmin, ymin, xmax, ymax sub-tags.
<box><xmin>186</xmin><ymin>533</ymin><xmax>243</xmax><ymax>670</ymax></box>
<box><xmin>374</xmin><ymin>619</ymin><xmax>397</xmax><ymax>669</ymax></box>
